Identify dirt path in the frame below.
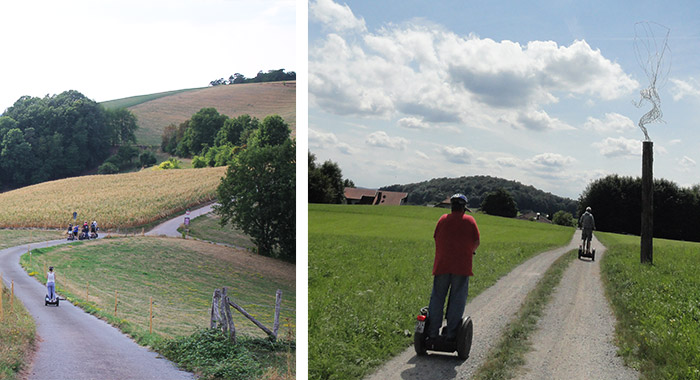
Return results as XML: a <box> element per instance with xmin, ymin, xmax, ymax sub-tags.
<box><xmin>0</xmin><ymin>239</ymin><xmax>194</xmax><ymax>379</ymax></box>
<box><xmin>518</xmin><ymin>234</ymin><xmax>639</xmax><ymax>379</ymax></box>
<box><xmin>366</xmin><ymin>231</ymin><xmax>581</xmax><ymax>379</ymax></box>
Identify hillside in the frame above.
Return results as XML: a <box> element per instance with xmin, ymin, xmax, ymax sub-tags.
<box><xmin>104</xmin><ymin>81</ymin><xmax>296</xmax><ymax>146</ymax></box>
<box><xmin>381</xmin><ymin>175</ymin><xmax>577</xmax><ymax>216</ymax></box>
<box><xmin>0</xmin><ymin>167</ymin><xmax>226</xmax><ymax>229</ymax></box>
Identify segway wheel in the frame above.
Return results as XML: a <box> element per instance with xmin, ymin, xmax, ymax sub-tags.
<box><xmin>414</xmin><ymin>330</ymin><xmax>427</xmax><ymax>355</ymax></box>
<box><xmin>592</xmin><ymin>249</ymin><xmax>596</xmax><ymax>262</ymax></box>
<box><xmin>457</xmin><ymin>316</ymin><xmax>473</xmax><ymax>360</ymax></box>
<box><xmin>578</xmin><ymin>248</ymin><xmax>582</xmax><ymax>260</ymax></box>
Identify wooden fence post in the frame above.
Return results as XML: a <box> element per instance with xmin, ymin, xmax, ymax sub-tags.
<box><xmin>114</xmin><ymin>290</ymin><xmax>118</xmax><ymax>317</ymax></box>
<box><xmin>149</xmin><ymin>296</ymin><xmax>153</xmax><ymax>334</ymax></box>
<box><xmin>273</xmin><ymin>289</ymin><xmax>282</xmax><ymax>338</ymax></box>
<box><xmin>641</xmin><ymin>140</ymin><xmax>654</xmax><ymax>264</ymax></box>
<box><xmin>10</xmin><ymin>281</ymin><xmax>14</xmax><ymax>311</ymax></box>
<box><xmin>210</xmin><ymin>289</ymin><xmax>221</xmax><ymax>328</ymax></box>
<box><xmin>86</xmin><ymin>282</ymin><xmax>89</xmax><ymax>303</ymax></box>
<box><xmin>221</xmin><ymin>287</ymin><xmax>236</xmax><ymax>344</ymax></box>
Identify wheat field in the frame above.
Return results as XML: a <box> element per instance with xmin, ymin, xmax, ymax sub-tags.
<box><xmin>0</xmin><ymin>167</ymin><xmax>227</xmax><ymax>229</ymax></box>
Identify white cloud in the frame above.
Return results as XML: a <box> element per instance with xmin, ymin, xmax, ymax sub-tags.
<box><xmin>337</xmin><ymin>142</ymin><xmax>353</xmax><ymax>155</ymax></box>
<box><xmin>668</xmin><ymin>139</ymin><xmax>682</xmax><ymax>146</ymax></box>
<box><xmin>415</xmin><ymin>150</ymin><xmax>430</xmax><ymax>160</ymax></box>
<box><xmin>593</xmin><ymin>136</ymin><xmax>640</xmax><ymax>158</ymax></box>
<box><xmin>584</xmin><ymin>112</ymin><xmax>635</xmax><ymax>134</ymax></box>
<box><xmin>309</xmin><ymin>8</ymin><xmax>637</xmax><ymax>133</ymax></box>
<box><xmin>309</xmin><ymin>0</ymin><xmax>367</xmax><ymax>33</ymax></box>
<box><xmin>397</xmin><ymin>117</ymin><xmax>429</xmax><ymax>130</ymax></box>
<box><xmin>366</xmin><ymin>131</ymin><xmax>409</xmax><ymax>150</ymax></box>
<box><xmin>440</xmin><ymin>145</ymin><xmax>474</xmax><ymax>164</ymax></box>
<box><xmin>308</xmin><ymin>128</ymin><xmax>338</xmax><ymax>148</ymax></box>
<box><xmin>670</xmin><ymin>77</ymin><xmax>700</xmax><ymax>101</ymax></box>
<box><xmin>529</xmin><ymin>153</ymin><xmax>576</xmax><ymax>168</ymax></box>
<box><xmin>678</xmin><ymin>156</ymin><xmax>696</xmax><ymax>171</ymax></box>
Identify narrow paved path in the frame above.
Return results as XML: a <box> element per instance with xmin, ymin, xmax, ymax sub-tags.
<box><xmin>145</xmin><ymin>203</ymin><xmax>216</xmax><ymax>237</ymax></box>
<box><xmin>518</xmin><ymin>234</ymin><xmax>639</xmax><ymax>379</ymax></box>
<box><xmin>366</xmin><ymin>231</ymin><xmax>581</xmax><ymax>380</ymax></box>
<box><xmin>0</xmin><ymin>237</ymin><xmax>195</xmax><ymax>379</ymax></box>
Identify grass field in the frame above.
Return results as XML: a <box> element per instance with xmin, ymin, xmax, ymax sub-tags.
<box><xmin>0</xmin><ymin>167</ymin><xmax>226</xmax><ymax>229</ymax></box>
<box><xmin>126</xmin><ymin>81</ymin><xmax>296</xmax><ymax>146</ymax></box>
<box><xmin>20</xmin><ymin>236</ymin><xmax>295</xmax><ymax>341</ymax></box>
<box><xmin>0</xmin><ymin>284</ymin><xmax>35</xmax><ymax>380</ymax></box>
<box><xmin>100</xmin><ymin>88</ymin><xmax>204</xmax><ymax>110</ymax></box>
<box><xmin>178</xmin><ymin>212</ymin><xmax>255</xmax><ymax>251</ymax></box>
<box><xmin>597</xmin><ymin>232</ymin><xmax>700</xmax><ymax>380</ymax></box>
<box><xmin>0</xmin><ymin>230</ymin><xmax>64</xmax><ymax>250</ymax></box>
<box><xmin>308</xmin><ymin>204</ymin><xmax>574</xmax><ymax>380</ymax></box>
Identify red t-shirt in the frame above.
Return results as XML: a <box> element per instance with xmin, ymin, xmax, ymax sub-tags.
<box><xmin>433</xmin><ymin>211</ymin><xmax>480</xmax><ymax>276</ymax></box>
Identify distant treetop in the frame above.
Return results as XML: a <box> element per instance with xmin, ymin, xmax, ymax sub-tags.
<box><xmin>209</xmin><ymin>69</ymin><xmax>295</xmax><ymax>87</ymax></box>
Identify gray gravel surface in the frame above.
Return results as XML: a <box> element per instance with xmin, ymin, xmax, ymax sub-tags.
<box><xmin>0</xmin><ymin>240</ymin><xmax>194</xmax><ymax>380</ymax></box>
<box><xmin>366</xmin><ymin>231</ymin><xmax>581</xmax><ymax>379</ymax></box>
<box><xmin>518</xmin><ymin>234</ymin><xmax>639</xmax><ymax>380</ymax></box>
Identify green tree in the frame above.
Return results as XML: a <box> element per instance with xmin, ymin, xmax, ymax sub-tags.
<box><xmin>216</xmin><ymin>139</ymin><xmax>296</xmax><ymax>261</ymax></box>
<box><xmin>247</xmin><ymin>115</ymin><xmax>290</xmax><ymax>147</ymax></box>
<box><xmin>0</xmin><ymin>128</ymin><xmax>32</xmax><ymax>184</ymax></box>
<box><xmin>215</xmin><ymin>114</ymin><xmax>259</xmax><ymax>147</ymax></box>
<box><xmin>308</xmin><ymin>152</ymin><xmax>346</xmax><ymax>204</ymax></box>
<box><xmin>481</xmin><ymin>188</ymin><xmax>518</xmax><ymax>217</ymax></box>
<box><xmin>104</xmin><ymin>107</ymin><xmax>138</xmax><ymax>146</ymax></box>
<box><xmin>177</xmin><ymin>108</ymin><xmax>228</xmax><ymax>157</ymax></box>
<box><xmin>139</xmin><ymin>151</ymin><xmax>157</xmax><ymax>167</ymax></box>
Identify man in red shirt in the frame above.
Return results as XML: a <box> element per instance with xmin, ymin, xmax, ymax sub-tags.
<box><xmin>427</xmin><ymin>193</ymin><xmax>480</xmax><ymax>340</ymax></box>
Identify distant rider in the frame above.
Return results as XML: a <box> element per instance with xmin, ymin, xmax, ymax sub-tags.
<box><xmin>579</xmin><ymin>206</ymin><xmax>596</xmax><ymax>253</ymax></box>
<box><xmin>427</xmin><ymin>193</ymin><xmax>480</xmax><ymax>341</ymax></box>
<box><xmin>90</xmin><ymin>220</ymin><xmax>98</xmax><ymax>237</ymax></box>
<box><xmin>47</xmin><ymin>266</ymin><xmax>56</xmax><ymax>301</ymax></box>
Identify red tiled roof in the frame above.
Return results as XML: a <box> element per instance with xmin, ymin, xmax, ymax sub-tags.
<box><xmin>344</xmin><ymin>187</ymin><xmax>377</xmax><ymax>200</ymax></box>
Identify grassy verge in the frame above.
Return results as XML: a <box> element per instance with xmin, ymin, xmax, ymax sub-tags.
<box><xmin>308</xmin><ymin>204</ymin><xmax>574</xmax><ymax>380</ymax></box>
<box><xmin>178</xmin><ymin>212</ymin><xmax>255</xmax><ymax>251</ymax></box>
<box><xmin>0</xmin><ymin>229</ymin><xmax>63</xmax><ymax>250</ymax></box>
<box><xmin>597</xmin><ymin>232</ymin><xmax>700</xmax><ymax>379</ymax></box>
<box><xmin>473</xmin><ymin>250</ymin><xmax>576</xmax><ymax>379</ymax></box>
<box><xmin>20</xmin><ymin>236</ymin><xmax>296</xmax><ymax>378</ymax></box>
<box><xmin>0</xmin><ymin>285</ymin><xmax>35</xmax><ymax>380</ymax></box>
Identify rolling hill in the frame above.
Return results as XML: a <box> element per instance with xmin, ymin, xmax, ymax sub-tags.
<box><xmin>101</xmin><ymin>81</ymin><xmax>296</xmax><ymax>146</ymax></box>
<box><xmin>381</xmin><ymin>175</ymin><xmax>578</xmax><ymax>216</ymax></box>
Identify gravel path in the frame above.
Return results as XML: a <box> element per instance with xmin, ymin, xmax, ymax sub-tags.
<box><xmin>0</xmin><ymin>239</ymin><xmax>194</xmax><ymax>379</ymax></box>
<box><xmin>518</xmin><ymin>233</ymin><xmax>639</xmax><ymax>380</ymax></box>
<box><xmin>366</xmin><ymin>231</ymin><xmax>581</xmax><ymax>379</ymax></box>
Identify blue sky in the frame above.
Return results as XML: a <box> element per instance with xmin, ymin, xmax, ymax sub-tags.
<box><xmin>0</xmin><ymin>0</ymin><xmax>295</xmax><ymax>112</ymax></box>
<box><xmin>308</xmin><ymin>0</ymin><xmax>700</xmax><ymax>199</ymax></box>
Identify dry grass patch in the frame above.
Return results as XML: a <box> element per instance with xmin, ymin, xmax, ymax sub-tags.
<box><xmin>129</xmin><ymin>81</ymin><xmax>296</xmax><ymax>146</ymax></box>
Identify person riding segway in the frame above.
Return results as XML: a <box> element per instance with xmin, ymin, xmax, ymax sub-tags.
<box><xmin>415</xmin><ymin>193</ymin><xmax>480</xmax><ymax>359</ymax></box>
<box><xmin>578</xmin><ymin>206</ymin><xmax>596</xmax><ymax>261</ymax></box>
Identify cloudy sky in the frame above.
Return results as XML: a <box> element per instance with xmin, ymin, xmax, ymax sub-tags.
<box><xmin>0</xmin><ymin>0</ymin><xmax>295</xmax><ymax>112</ymax></box>
<box><xmin>308</xmin><ymin>0</ymin><xmax>700</xmax><ymax>199</ymax></box>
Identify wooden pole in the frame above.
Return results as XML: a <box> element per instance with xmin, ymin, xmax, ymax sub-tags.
<box><xmin>149</xmin><ymin>297</ymin><xmax>154</xmax><ymax>334</ymax></box>
<box><xmin>273</xmin><ymin>289</ymin><xmax>282</xmax><ymax>338</ymax></box>
<box><xmin>228</xmin><ymin>298</ymin><xmax>276</xmax><ymax>339</ymax></box>
<box><xmin>114</xmin><ymin>290</ymin><xmax>118</xmax><ymax>317</ymax></box>
<box><xmin>210</xmin><ymin>289</ymin><xmax>221</xmax><ymax>328</ymax></box>
<box><xmin>0</xmin><ymin>273</ymin><xmax>4</xmax><ymax>322</ymax></box>
<box><xmin>10</xmin><ymin>281</ymin><xmax>14</xmax><ymax>311</ymax></box>
<box><xmin>221</xmin><ymin>287</ymin><xmax>236</xmax><ymax>343</ymax></box>
<box><xmin>86</xmin><ymin>282</ymin><xmax>89</xmax><ymax>303</ymax></box>
<box><xmin>641</xmin><ymin>141</ymin><xmax>654</xmax><ymax>264</ymax></box>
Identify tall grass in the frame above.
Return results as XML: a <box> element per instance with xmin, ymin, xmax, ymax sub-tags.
<box><xmin>598</xmin><ymin>232</ymin><xmax>700</xmax><ymax>380</ymax></box>
<box><xmin>308</xmin><ymin>204</ymin><xmax>574</xmax><ymax>380</ymax></box>
<box><xmin>0</xmin><ymin>167</ymin><xmax>226</xmax><ymax>229</ymax></box>
<box><xmin>0</xmin><ymin>283</ymin><xmax>35</xmax><ymax>379</ymax></box>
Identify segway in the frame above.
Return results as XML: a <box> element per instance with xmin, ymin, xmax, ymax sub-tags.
<box><xmin>45</xmin><ymin>294</ymin><xmax>60</xmax><ymax>307</ymax></box>
<box><xmin>414</xmin><ymin>306</ymin><xmax>473</xmax><ymax>359</ymax></box>
<box><xmin>577</xmin><ymin>244</ymin><xmax>596</xmax><ymax>261</ymax></box>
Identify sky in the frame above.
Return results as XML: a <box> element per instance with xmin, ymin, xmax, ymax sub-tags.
<box><xmin>0</xmin><ymin>0</ymin><xmax>296</xmax><ymax>112</ymax></box>
<box><xmin>308</xmin><ymin>0</ymin><xmax>700</xmax><ymax>200</ymax></box>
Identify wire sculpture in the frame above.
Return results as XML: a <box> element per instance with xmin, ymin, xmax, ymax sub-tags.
<box><xmin>633</xmin><ymin>22</ymin><xmax>671</xmax><ymax>141</ymax></box>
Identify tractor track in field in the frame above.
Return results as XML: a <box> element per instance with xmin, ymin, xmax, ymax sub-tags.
<box><xmin>366</xmin><ymin>230</ymin><xmax>638</xmax><ymax>380</ymax></box>
<box><xmin>0</xmin><ymin>211</ymin><xmax>202</xmax><ymax>379</ymax></box>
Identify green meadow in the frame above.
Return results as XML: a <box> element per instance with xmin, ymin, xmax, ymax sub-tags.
<box><xmin>308</xmin><ymin>204</ymin><xmax>574</xmax><ymax>380</ymax></box>
<box><xmin>598</xmin><ymin>232</ymin><xmax>700</xmax><ymax>380</ymax></box>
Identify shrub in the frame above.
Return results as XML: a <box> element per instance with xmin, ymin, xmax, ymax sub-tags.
<box><xmin>139</xmin><ymin>151</ymin><xmax>157</xmax><ymax>167</ymax></box>
<box><xmin>552</xmin><ymin>210</ymin><xmax>575</xmax><ymax>227</ymax></box>
<box><xmin>98</xmin><ymin>162</ymin><xmax>119</xmax><ymax>174</ymax></box>
<box><xmin>156</xmin><ymin>158</ymin><xmax>182</xmax><ymax>170</ymax></box>
<box><xmin>481</xmin><ymin>188</ymin><xmax>518</xmax><ymax>217</ymax></box>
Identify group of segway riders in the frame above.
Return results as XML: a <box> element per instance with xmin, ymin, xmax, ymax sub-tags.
<box><xmin>66</xmin><ymin>220</ymin><xmax>99</xmax><ymax>240</ymax></box>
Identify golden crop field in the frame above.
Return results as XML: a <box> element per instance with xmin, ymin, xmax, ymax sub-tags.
<box><xmin>0</xmin><ymin>167</ymin><xmax>227</xmax><ymax>229</ymax></box>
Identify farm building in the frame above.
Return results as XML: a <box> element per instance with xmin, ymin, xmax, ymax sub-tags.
<box><xmin>344</xmin><ymin>187</ymin><xmax>408</xmax><ymax>206</ymax></box>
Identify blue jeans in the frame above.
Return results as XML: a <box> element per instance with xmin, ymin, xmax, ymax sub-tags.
<box><xmin>427</xmin><ymin>274</ymin><xmax>469</xmax><ymax>338</ymax></box>
<box><xmin>47</xmin><ymin>283</ymin><xmax>55</xmax><ymax>300</ymax></box>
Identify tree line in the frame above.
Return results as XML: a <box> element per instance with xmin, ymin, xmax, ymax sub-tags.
<box><xmin>162</xmin><ymin>107</ymin><xmax>295</xmax><ymax>261</ymax></box>
<box><xmin>0</xmin><ymin>90</ymin><xmax>137</xmax><ymax>189</ymax></box>
<box><xmin>578</xmin><ymin>174</ymin><xmax>700</xmax><ymax>242</ymax></box>
<box><xmin>209</xmin><ymin>69</ymin><xmax>295</xmax><ymax>87</ymax></box>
